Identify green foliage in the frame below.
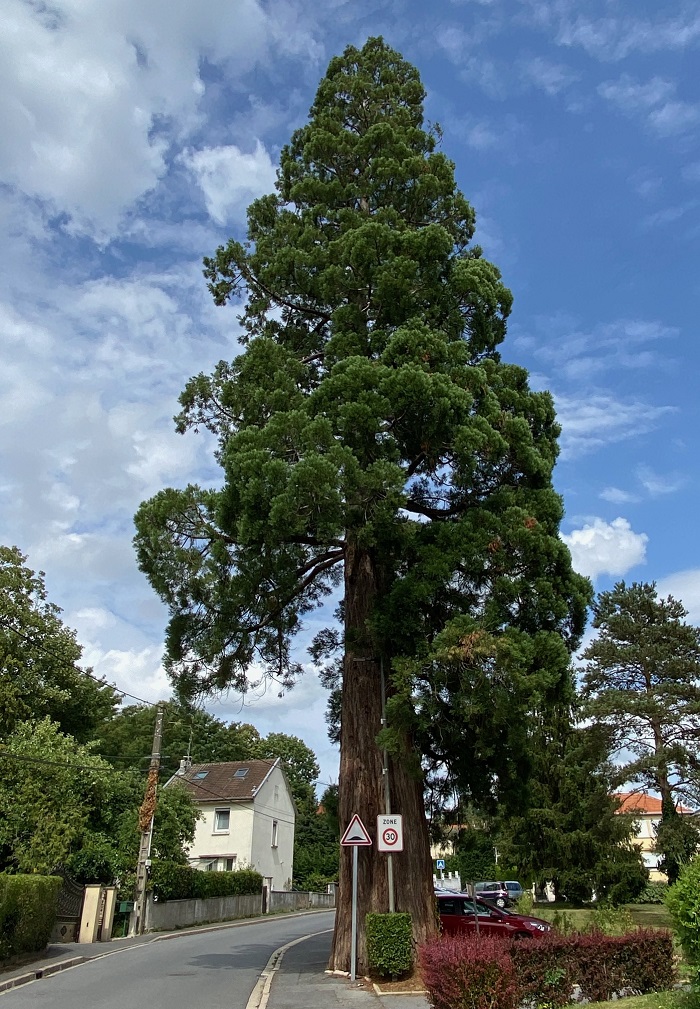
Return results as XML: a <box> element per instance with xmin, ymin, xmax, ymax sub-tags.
<box><xmin>666</xmin><ymin>856</ymin><xmax>700</xmax><ymax>964</ymax></box>
<box><xmin>452</xmin><ymin>828</ymin><xmax>498</xmax><ymax>886</ymax></box>
<box><xmin>366</xmin><ymin>913</ymin><xmax>413</xmax><ymax>978</ymax></box>
<box><xmin>0</xmin><ymin>545</ymin><xmax>117</xmax><ymax>741</ymax></box>
<box><xmin>95</xmin><ymin>700</ymin><xmax>261</xmax><ymax>775</ymax></box>
<box><xmin>589</xmin><ymin>903</ymin><xmax>635</xmax><ymax>935</ymax></box>
<box><xmin>0</xmin><ymin>718</ymin><xmax>115</xmax><ymax>872</ymax></box>
<box><xmin>149</xmin><ymin>861</ymin><xmax>262</xmax><ymax>901</ymax></box>
<box><xmin>550</xmin><ymin>910</ymin><xmax>577</xmax><ymax>935</ymax></box>
<box><xmin>133</xmin><ymin>36</ymin><xmax>589</xmax><ymax>811</ymax></box>
<box><xmin>0</xmin><ymin>874</ymin><xmax>61</xmax><ymax>962</ymax></box>
<box><xmin>633</xmin><ymin>882</ymin><xmax>669</xmax><ymax>904</ymax></box>
<box><xmin>515</xmin><ymin>891</ymin><xmax>535</xmax><ymax>915</ymax></box>
<box><xmin>656</xmin><ymin>808</ymin><xmax>700</xmax><ymax>886</ymax></box>
<box><xmin>498</xmin><ymin>715</ymin><xmax>647</xmax><ymax>902</ymax></box>
<box><xmin>582</xmin><ymin>582</ymin><xmax>700</xmax><ymax>884</ymax></box>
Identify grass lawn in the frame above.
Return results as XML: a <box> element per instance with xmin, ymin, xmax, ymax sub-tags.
<box><xmin>585</xmin><ymin>992</ymin><xmax>697</xmax><ymax>1009</ymax></box>
<box><xmin>532</xmin><ymin>903</ymin><xmax>672</xmax><ymax>931</ymax></box>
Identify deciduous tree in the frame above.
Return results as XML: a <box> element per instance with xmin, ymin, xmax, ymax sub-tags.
<box><xmin>0</xmin><ymin>545</ymin><xmax>117</xmax><ymax>741</ymax></box>
<box><xmin>134</xmin><ymin>38</ymin><xmax>588</xmax><ymax>970</ymax></box>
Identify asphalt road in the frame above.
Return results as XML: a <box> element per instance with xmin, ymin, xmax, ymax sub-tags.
<box><xmin>0</xmin><ymin>911</ymin><xmax>336</xmax><ymax>1009</ymax></box>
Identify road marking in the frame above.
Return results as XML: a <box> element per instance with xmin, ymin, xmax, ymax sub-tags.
<box><xmin>244</xmin><ymin>929</ymin><xmax>333</xmax><ymax>1009</ymax></box>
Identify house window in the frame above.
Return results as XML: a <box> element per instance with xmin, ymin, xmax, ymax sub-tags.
<box><xmin>271</xmin><ymin>820</ymin><xmax>279</xmax><ymax>847</ymax></box>
<box><xmin>194</xmin><ymin>771</ymin><xmax>209</xmax><ymax>779</ymax></box>
<box><xmin>234</xmin><ymin>768</ymin><xmax>249</xmax><ymax>778</ymax></box>
<box><xmin>225</xmin><ymin>857</ymin><xmax>236</xmax><ymax>871</ymax></box>
<box><xmin>214</xmin><ymin>808</ymin><xmax>230</xmax><ymax>833</ymax></box>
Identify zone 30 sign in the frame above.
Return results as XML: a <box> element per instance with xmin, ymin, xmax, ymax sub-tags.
<box><xmin>377</xmin><ymin>814</ymin><xmax>404</xmax><ymax>852</ymax></box>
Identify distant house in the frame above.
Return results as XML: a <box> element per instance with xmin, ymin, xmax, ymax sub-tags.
<box><xmin>167</xmin><ymin>758</ymin><xmax>295</xmax><ymax>890</ymax></box>
<box><xmin>614</xmin><ymin>791</ymin><xmax>695</xmax><ymax>882</ymax></box>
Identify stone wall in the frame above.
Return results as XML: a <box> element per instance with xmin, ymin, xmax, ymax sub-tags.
<box><xmin>145</xmin><ymin>891</ymin><xmax>262</xmax><ymax>931</ymax></box>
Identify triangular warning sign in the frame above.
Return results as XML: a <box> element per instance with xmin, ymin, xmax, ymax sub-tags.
<box><xmin>340</xmin><ymin>813</ymin><xmax>372</xmax><ymax>846</ymax></box>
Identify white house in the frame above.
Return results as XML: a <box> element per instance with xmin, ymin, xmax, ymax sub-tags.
<box><xmin>168</xmin><ymin>758</ymin><xmax>295</xmax><ymax>891</ymax></box>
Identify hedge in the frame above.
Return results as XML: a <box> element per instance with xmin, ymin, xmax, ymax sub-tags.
<box><xmin>0</xmin><ymin>874</ymin><xmax>62</xmax><ymax>962</ymax></box>
<box><xmin>366</xmin><ymin>913</ymin><xmax>413</xmax><ymax>978</ymax></box>
<box><xmin>419</xmin><ymin>928</ymin><xmax>676</xmax><ymax>1008</ymax></box>
<box><xmin>149</xmin><ymin>861</ymin><xmax>263</xmax><ymax>901</ymax></box>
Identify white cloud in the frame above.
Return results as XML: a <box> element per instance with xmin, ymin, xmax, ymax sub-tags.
<box><xmin>555</xmin><ymin>394</ymin><xmax>674</xmax><ymax>459</ymax></box>
<box><xmin>562</xmin><ymin>517</ymin><xmax>648</xmax><ymax>581</ymax></box>
<box><xmin>657</xmin><ymin>571</ymin><xmax>700</xmax><ymax>626</ymax></box>
<box><xmin>519</xmin><ymin>56</ymin><xmax>579</xmax><ymax>95</ymax></box>
<box><xmin>600</xmin><ymin>487</ymin><xmax>639</xmax><ymax>505</ymax></box>
<box><xmin>182</xmin><ymin>142</ymin><xmax>277</xmax><ymax>226</ymax></box>
<box><xmin>0</xmin><ymin>0</ymin><xmax>271</xmax><ymax>236</ymax></box>
<box><xmin>598</xmin><ymin>75</ymin><xmax>700</xmax><ymax>137</ymax></box>
<box><xmin>537</xmin><ymin>7</ymin><xmax>700</xmax><ymax>61</ymax></box>
<box><xmin>636</xmin><ymin>465</ymin><xmax>686</xmax><ymax>497</ymax></box>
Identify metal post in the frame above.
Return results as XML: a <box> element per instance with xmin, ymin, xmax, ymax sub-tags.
<box><xmin>129</xmin><ymin>703</ymin><xmax>164</xmax><ymax>936</ymax></box>
<box><xmin>350</xmin><ymin>845</ymin><xmax>358</xmax><ymax>982</ymax></box>
<box><xmin>380</xmin><ymin>657</ymin><xmax>395</xmax><ymax>913</ymax></box>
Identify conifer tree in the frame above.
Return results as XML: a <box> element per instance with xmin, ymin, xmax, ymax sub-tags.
<box><xmin>135</xmin><ymin>38</ymin><xmax>589</xmax><ymax>970</ymax></box>
<box><xmin>582</xmin><ymin>581</ymin><xmax>700</xmax><ymax>883</ymax></box>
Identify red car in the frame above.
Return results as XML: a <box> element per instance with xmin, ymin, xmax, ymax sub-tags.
<box><xmin>437</xmin><ymin>893</ymin><xmax>552</xmax><ymax>939</ymax></box>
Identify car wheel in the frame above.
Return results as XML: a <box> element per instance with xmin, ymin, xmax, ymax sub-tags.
<box><xmin>496</xmin><ymin>898</ymin><xmax>506</xmax><ymax>908</ymax></box>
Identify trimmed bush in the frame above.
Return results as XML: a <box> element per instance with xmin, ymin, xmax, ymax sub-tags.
<box><xmin>419</xmin><ymin>934</ymin><xmax>520</xmax><ymax>1009</ymax></box>
<box><xmin>0</xmin><ymin>874</ymin><xmax>62</xmax><ymax>962</ymax></box>
<box><xmin>419</xmin><ymin>928</ymin><xmax>676</xmax><ymax>1009</ymax></box>
<box><xmin>366</xmin><ymin>912</ymin><xmax>413</xmax><ymax>979</ymax></box>
<box><xmin>149</xmin><ymin>861</ymin><xmax>262</xmax><ymax>901</ymax></box>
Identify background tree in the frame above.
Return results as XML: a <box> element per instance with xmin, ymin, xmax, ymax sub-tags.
<box><xmin>134</xmin><ymin>38</ymin><xmax>589</xmax><ymax>970</ymax></box>
<box><xmin>582</xmin><ymin>582</ymin><xmax>700</xmax><ymax>883</ymax></box>
<box><xmin>498</xmin><ymin>714</ymin><xmax>647</xmax><ymax>902</ymax></box>
<box><xmin>95</xmin><ymin>700</ymin><xmax>261</xmax><ymax>774</ymax></box>
<box><xmin>0</xmin><ymin>545</ymin><xmax>117</xmax><ymax>741</ymax></box>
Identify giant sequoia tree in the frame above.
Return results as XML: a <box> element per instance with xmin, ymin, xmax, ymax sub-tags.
<box><xmin>135</xmin><ymin>39</ymin><xmax>589</xmax><ymax>970</ymax></box>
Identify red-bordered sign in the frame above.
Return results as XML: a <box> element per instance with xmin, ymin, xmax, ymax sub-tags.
<box><xmin>340</xmin><ymin>813</ymin><xmax>372</xmax><ymax>846</ymax></box>
<box><xmin>377</xmin><ymin>814</ymin><xmax>404</xmax><ymax>851</ymax></box>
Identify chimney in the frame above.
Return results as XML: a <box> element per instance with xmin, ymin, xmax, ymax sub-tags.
<box><xmin>177</xmin><ymin>756</ymin><xmax>192</xmax><ymax>776</ymax></box>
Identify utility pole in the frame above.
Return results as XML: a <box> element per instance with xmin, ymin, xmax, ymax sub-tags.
<box><xmin>129</xmin><ymin>703</ymin><xmax>164</xmax><ymax>937</ymax></box>
<box><xmin>380</xmin><ymin>658</ymin><xmax>395</xmax><ymax>913</ymax></box>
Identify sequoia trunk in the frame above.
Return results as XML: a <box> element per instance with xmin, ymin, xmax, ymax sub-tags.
<box><xmin>328</xmin><ymin>538</ymin><xmax>436</xmax><ymax>974</ymax></box>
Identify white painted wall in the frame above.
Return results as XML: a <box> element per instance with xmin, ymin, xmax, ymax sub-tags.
<box><xmin>187</xmin><ymin>801</ymin><xmax>255</xmax><ymax>870</ymax></box>
<box><xmin>250</xmin><ymin>765</ymin><xmax>295</xmax><ymax>890</ymax></box>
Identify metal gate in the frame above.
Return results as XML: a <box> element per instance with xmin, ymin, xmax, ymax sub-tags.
<box><xmin>51</xmin><ymin>866</ymin><xmax>85</xmax><ymax>943</ymax></box>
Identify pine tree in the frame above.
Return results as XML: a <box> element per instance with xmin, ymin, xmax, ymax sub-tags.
<box><xmin>135</xmin><ymin>38</ymin><xmax>589</xmax><ymax>970</ymax></box>
<box><xmin>582</xmin><ymin>581</ymin><xmax>700</xmax><ymax>883</ymax></box>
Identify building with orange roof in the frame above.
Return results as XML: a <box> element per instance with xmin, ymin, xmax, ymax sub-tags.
<box><xmin>614</xmin><ymin>792</ymin><xmax>695</xmax><ymax>882</ymax></box>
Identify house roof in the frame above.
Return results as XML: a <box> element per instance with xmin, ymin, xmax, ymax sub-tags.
<box><xmin>172</xmin><ymin>759</ymin><xmax>279</xmax><ymax>802</ymax></box>
<box><xmin>614</xmin><ymin>791</ymin><xmax>694</xmax><ymax>815</ymax></box>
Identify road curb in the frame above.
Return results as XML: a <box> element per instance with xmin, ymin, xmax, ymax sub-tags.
<box><xmin>0</xmin><ymin>956</ymin><xmax>87</xmax><ymax>994</ymax></box>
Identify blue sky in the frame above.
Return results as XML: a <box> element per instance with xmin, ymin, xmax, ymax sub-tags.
<box><xmin>2</xmin><ymin>0</ymin><xmax>699</xmax><ymax>789</ymax></box>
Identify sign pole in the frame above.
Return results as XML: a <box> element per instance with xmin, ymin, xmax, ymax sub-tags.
<box><xmin>350</xmin><ymin>845</ymin><xmax>358</xmax><ymax>982</ymax></box>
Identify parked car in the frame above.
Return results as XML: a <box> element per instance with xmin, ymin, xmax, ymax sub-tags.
<box><xmin>473</xmin><ymin>881</ymin><xmax>512</xmax><ymax>908</ymax></box>
<box><xmin>437</xmin><ymin>893</ymin><xmax>552</xmax><ymax>939</ymax></box>
<box><xmin>505</xmin><ymin>880</ymin><xmax>524</xmax><ymax>903</ymax></box>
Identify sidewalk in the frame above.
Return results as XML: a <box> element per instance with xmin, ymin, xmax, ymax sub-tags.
<box><xmin>268</xmin><ymin>929</ymin><xmax>430</xmax><ymax>1009</ymax></box>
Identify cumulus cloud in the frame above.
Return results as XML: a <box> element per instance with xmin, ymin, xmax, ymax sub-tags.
<box><xmin>561</xmin><ymin>517</ymin><xmax>648</xmax><ymax>581</ymax></box>
<box><xmin>182</xmin><ymin>141</ymin><xmax>277</xmax><ymax>226</ymax></box>
<box><xmin>0</xmin><ymin>0</ymin><xmax>270</xmax><ymax>236</ymax></box>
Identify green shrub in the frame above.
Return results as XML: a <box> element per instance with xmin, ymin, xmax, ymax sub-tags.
<box><xmin>0</xmin><ymin>874</ymin><xmax>62</xmax><ymax>962</ymax></box>
<box><xmin>666</xmin><ymin>856</ymin><xmax>700</xmax><ymax>965</ymax></box>
<box><xmin>633</xmin><ymin>882</ymin><xmax>669</xmax><ymax>904</ymax></box>
<box><xmin>550</xmin><ymin>909</ymin><xmax>577</xmax><ymax>935</ymax></box>
<box><xmin>149</xmin><ymin>860</ymin><xmax>262</xmax><ymax>902</ymax></box>
<box><xmin>366</xmin><ymin>912</ymin><xmax>413</xmax><ymax>978</ymax></box>
<box><xmin>589</xmin><ymin>903</ymin><xmax>635</xmax><ymax>935</ymax></box>
<box><xmin>515</xmin><ymin>891</ymin><xmax>535</xmax><ymax>916</ymax></box>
